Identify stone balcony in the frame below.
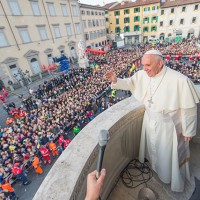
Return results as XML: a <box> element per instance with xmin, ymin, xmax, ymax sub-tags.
<box><xmin>33</xmin><ymin>97</ymin><xmax>200</xmax><ymax>200</ymax></box>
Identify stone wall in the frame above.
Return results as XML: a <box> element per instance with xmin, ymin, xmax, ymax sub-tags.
<box><xmin>33</xmin><ymin>98</ymin><xmax>200</xmax><ymax>200</ymax></box>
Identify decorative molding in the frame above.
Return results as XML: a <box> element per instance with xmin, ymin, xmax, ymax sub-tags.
<box><xmin>44</xmin><ymin>48</ymin><xmax>53</xmax><ymax>54</ymax></box>
<box><xmin>15</xmin><ymin>25</ymin><xmax>28</xmax><ymax>28</ymax></box>
<box><xmin>1</xmin><ymin>57</ymin><xmax>18</xmax><ymax>64</ymax></box>
<box><xmin>68</xmin><ymin>40</ymin><xmax>76</xmax><ymax>47</ymax></box>
<box><xmin>58</xmin><ymin>45</ymin><xmax>65</xmax><ymax>50</ymax></box>
<box><xmin>24</xmin><ymin>50</ymin><xmax>39</xmax><ymax>58</ymax></box>
<box><xmin>36</xmin><ymin>24</ymin><xmax>46</xmax><ymax>27</ymax></box>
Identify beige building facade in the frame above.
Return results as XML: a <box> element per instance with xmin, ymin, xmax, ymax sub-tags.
<box><xmin>80</xmin><ymin>4</ymin><xmax>107</xmax><ymax>49</ymax></box>
<box><xmin>0</xmin><ymin>0</ymin><xmax>83</xmax><ymax>88</ymax></box>
<box><xmin>158</xmin><ymin>0</ymin><xmax>200</xmax><ymax>41</ymax></box>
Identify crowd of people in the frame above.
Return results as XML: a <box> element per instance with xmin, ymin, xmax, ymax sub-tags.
<box><xmin>0</xmin><ymin>37</ymin><xmax>199</xmax><ymax>199</ymax></box>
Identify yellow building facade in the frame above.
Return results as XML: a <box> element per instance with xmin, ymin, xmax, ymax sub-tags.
<box><xmin>104</xmin><ymin>0</ymin><xmax>160</xmax><ymax>43</ymax></box>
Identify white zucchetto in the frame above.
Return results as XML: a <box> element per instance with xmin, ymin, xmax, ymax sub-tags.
<box><xmin>144</xmin><ymin>50</ymin><xmax>163</xmax><ymax>56</ymax></box>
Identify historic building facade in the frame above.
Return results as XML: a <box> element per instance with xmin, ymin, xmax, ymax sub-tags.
<box><xmin>158</xmin><ymin>0</ymin><xmax>200</xmax><ymax>41</ymax></box>
<box><xmin>103</xmin><ymin>0</ymin><xmax>160</xmax><ymax>43</ymax></box>
<box><xmin>0</xmin><ymin>0</ymin><xmax>83</xmax><ymax>88</ymax></box>
<box><xmin>104</xmin><ymin>0</ymin><xmax>200</xmax><ymax>43</ymax></box>
<box><xmin>80</xmin><ymin>3</ymin><xmax>107</xmax><ymax>49</ymax></box>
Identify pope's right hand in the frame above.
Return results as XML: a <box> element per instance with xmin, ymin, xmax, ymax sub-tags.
<box><xmin>104</xmin><ymin>71</ymin><xmax>117</xmax><ymax>83</ymax></box>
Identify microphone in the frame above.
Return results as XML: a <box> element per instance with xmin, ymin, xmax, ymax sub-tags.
<box><xmin>96</xmin><ymin>129</ymin><xmax>110</xmax><ymax>179</ymax></box>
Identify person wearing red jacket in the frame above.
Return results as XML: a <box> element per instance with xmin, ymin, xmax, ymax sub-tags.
<box><xmin>12</xmin><ymin>163</ymin><xmax>31</xmax><ymax>185</ymax></box>
<box><xmin>39</xmin><ymin>146</ymin><xmax>51</xmax><ymax>164</ymax></box>
<box><xmin>63</xmin><ymin>139</ymin><xmax>71</xmax><ymax>149</ymax></box>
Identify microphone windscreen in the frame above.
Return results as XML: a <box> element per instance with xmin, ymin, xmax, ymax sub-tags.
<box><xmin>98</xmin><ymin>129</ymin><xmax>110</xmax><ymax>147</ymax></box>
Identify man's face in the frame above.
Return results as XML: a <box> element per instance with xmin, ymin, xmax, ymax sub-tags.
<box><xmin>142</xmin><ymin>54</ymin><xmax>163</xmax><ymax>77</ymax></box>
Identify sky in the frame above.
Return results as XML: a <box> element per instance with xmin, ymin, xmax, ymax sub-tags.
<box><xmin>79</xmin><ymin>0</ymin><xmax>119</xmax><ymax>6</ymax></box>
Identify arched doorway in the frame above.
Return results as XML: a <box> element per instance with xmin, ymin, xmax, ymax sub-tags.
<box><xmin>187</xmin><ymin>28</ymin><xmax>194</xmax><ymax>38</ymax></box>
<box><xmin>31</xmin><ymin>58</ymin><xmax>41</xmax><ymax>74</ymax></box>
<box><xmin>159</xmin><ymin>33</ymin><xmax>165</xmax><ymax>40</ymax></box>
<box><xmin>70</xmin><ymin>47</ymin><xmax>77</xmax><ymax>60</ymax></box>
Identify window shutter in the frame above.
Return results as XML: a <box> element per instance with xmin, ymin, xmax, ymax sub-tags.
<box><xmin>138</xmin><ymin>8</ymin><xmax>140</xmax><ymax>12</ymax></box>
<box><xmin>148</xmin><ymin>7</ymin><xmax>150</xmax><ymax>11</ymax></box>
<box><xmin>138</xmin><ymin>16</ymin><xmax>140</xmax><ymax>21</ymax></box>
<box><xmin>156</xmin><ymin>16</ymin><xmax>158</xmax><ymax>22</ymax></box>
<box><xmin>134</xmin><ymin>16</ymin><xmax>136</xmax><ymax>22</ymax></box>
<box><xmin>128</xmin><ymin>26</ymin><xmax>130</xmax><ymax>32</ymax></box>
<box><xmin>148</xmin><ymin>17</ymin><xmax>149</xmax><ymax>23</ymax></box>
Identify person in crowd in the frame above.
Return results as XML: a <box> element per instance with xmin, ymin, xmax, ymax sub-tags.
<box><xmin>12</xmin><ymin>163</ymin><xmax>31</xmax><ymax>185</ymax></box>
<box><xmin>32</xmin><ymin>156</ymin><xmax>43</xmax><ymax>174</ymax></box>
<box><xmin>39</xmin><ymin>146</ymin><xmax>51</xmax><ymax>165</ymax></box>
<box><xmin>105</xmin><ymin>49</ymin><xmax>200</xmax><ymax>192</ymax></box>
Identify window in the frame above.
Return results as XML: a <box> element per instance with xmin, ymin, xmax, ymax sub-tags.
<box><xmin>134</xmin><ymin>7</ymin><xmax>140</xmax><ymax>13</ymax></box>
<box><xmin>182</xmin><ymin>7</ymin><xmax>186</xmax><ymax>12</ymax></box>
<box><xmin>99</xmin><ymin>12</ymin><xmax>101</xmax><ymax>15</ymax></box>
<box><xmin>192</xmin><ymin>17</ymin><xmax>196</xmax><ymax>23</ymax></box>
<box><xmin>124</xmin><ymin>9</ymin><xmax>130</xmax><ymax>14</ymax></box>
<box><xmin>134</xmin><ymin>16</ymin><xmax>140</xmax><ymax>22</ymax></box>
<box><xmin>115</xmin><ymin>27</ymin><xmax>120</xmax><ymax>33</ymax></box>
<box><xmin>144</xmin><ymin>7</ymin><xmax>150</xmax><ymax>12</ymax></box>
<box><xmin>30</xmin><ymin>1</ymin><xmax>41</xmax><ymax>16</ymax></box>
<box><xmin>91</xmin><ymin>11</ymin><xmax>94</xmax><ymax>15</ymax></box>
<box><xmin>53</xmin><ymin>25</ymin><xmax>61</xmax><ymax>38</ymax></box>
<box><xmin>88</xmin><ymin>20</ymin><xmax>91</xmax><ymax>27</ymax></box>
<box><xmin>47</xmin><ymin>3</ymin><xmax>56</xmax><ymax>16</ymax></box>
<box><xmin>0</xmin><ymin>29</ymin><xmax>9</xmax><ymax>47</ymax></box>
<box><xmin>116</xmin><ymin>18</ymin><xmax>119</xmax><ymax>24</ymax></box>
<box><xmin>124</xmin><ymin>17</ymin><xmax>130</xmax><ymax>23</ymax></box>
<box><xmin>151</xmin><ymin>26</ymin><xmax>157</xmax><ymax>31</ymax></box>
<box><xmin>194</xmin><ymin>4</ymin><xmax>199</xmax><ymax>10</ymax></box>
<box><xmin>106</xmin><ymin>17</ymin><xmax>109</xmax><ymax>22</ymax></box>
<box><xmin>143</xmin><ymin>27</ymin><xmax>149</xmax><ymax>32</ymax></box>
<box><xmin>161</xmin><ymin>10</ymin><xmax>164</xmax><ymax>15</ymax></box>
<box><xmin>152</xmin><ymin>16</ymin><xmax>158</xmax><ymax>22</ymax></box>
<box><xmin>87</xmin><ymin>11</ymin><xmax>90</xmax><ymax>15</ymax></box>
<box><xmin>90</xmin><ymin>32</ymin><xmax>93</xmax><ymax>40</ymax></box>
<box><xmin>105</xmin><ymin>11</ymin><xmax>108</xmax><ymax>14</ymax></box>
<box><xmin>143</xmin><ymin>17</ymin><xmax>149</xmax><ymax>23</ymax></box>
<box><xmin>61</xmin><ymin>4</ymin><xmax>68</xmax><ymax>16</ymax></box>
<box><xmin>83</xmin><ymin>21</ymin><xmax>87</xmax><ymax>28</ymax></box>
<box><xmin>114</xmin><ymin>11</ymin><xmax>120</xmax><ymax>16</ymax></box>
<box><xmin>18</xmin><ymin>27</ymin><xmax>31</xmax><ymax>43</ymax></box>
<box><xmin>81</xmin><ymin>10</ymin><xmax>85</xmax><ymax>15</ymax></box>
<box><xmin>180</xmin><ymin>19</ymin><xmax>184</xmax><ymax>25</ymax></box>
<box><xmin>134</xmin><ymin>25</ymin><xmax>140</xmax><ymax>31</ymax></box>
<box><xmin>75</xmin><ymin>23</ymin><xmax>81</xmax><ymax>35</ymax></box>
<box><xmin>8</xmin><ymin>0</ymin><xmax>22</xmax><ymax>15</ymax></box>
<box><xmin>160</xmin><ymin>21</ymin><xmax>163</xmax><ymax>27</ymax></box>
<box><xmin>169</xmin><ymin>20</ymin><xmax>173</xmax><ymax>26</ymax></box>
<box><xmin>106</xmin><ymin>28</ymin><xmax>109</xmax><ymax>34</ymax></box>
<box><xmin>124</xmin><ymin>26</ymin><xmax>130</xmax><ymax>32</ymax></box>
<box><xmin>72</xmin><ymin>5</ymin><xmax>78</xmax><ymax>16</ymax></box>
<box><xmin>37</xmin><ymin>26</ymin><xmax>48</xmax><ymax>40</ymax></box>
<box><xmin>92</xmin><ymin>20</ymin><xmax>95</xmax><ymax>27</ymax></box>
<box><xmin>95</xmin><ymin>11</ymin><xmax>98</xmax><ymax>15</ymax></box>
<box><xmin>66</xmin><ymin>24</ymin><xmax>72</xmax><ymax>36</ymax></box>
<box><xmin>85</xmin><ymin>33</ymin><xmax>89</xmax><ymax>41</ymax></box>
<box><xmin>171</xmin><ymin>8</ymin><xmax>174</xmax><ymax>13</ymax></box>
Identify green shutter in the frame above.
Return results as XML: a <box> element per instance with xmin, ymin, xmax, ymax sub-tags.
<box><xmin>157</xmin><ymin>6</ymin><xmax>159</xmax><ymax>9</ymax></box>
<box><xmin>134</xmin><ymin>26</ymin><xmax>136</xmax><ymax>31</ymax></box>
<box><xmin>148</xmin><ymin>17</ymin><xmax>149</xmax><ymax>23</ymax></box>
<box><xmin>148</xmin><ymin>7</ymin><xmax>150</xmax><ymax>11</ymax></box>
<box><xmin>128</xmin><ymin>26</ymin><xmax>130</xmax><ymax>32</ymax></box>
<box><xmin>156</xmin><ymin>16</ymin><xmax>158</xmax><ymax>22</ymax></box>
<box><xmin>138</xmin><ymin>16</ymin><xmax>140</xmax><ymax>21</ymax></box>
<box><xmin>134</xmin><ymin>16</ymin><xmax>136</xmax><ymax>22</ymax></box>
<box><xmin>143</xmin><ymin>18</ymin><xmax>145</xmax><ymax>23</ymax></box>
<box><xmin>138</xmin><ymin>7</ymin><xmax>140</xmax><ymax>12</ymax></box>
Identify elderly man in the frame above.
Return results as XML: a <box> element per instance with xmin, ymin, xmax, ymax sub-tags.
<box><xmin>105</xmin><ymin>50</ymin><xmax>200</xmax><ymax>192</ymax></box>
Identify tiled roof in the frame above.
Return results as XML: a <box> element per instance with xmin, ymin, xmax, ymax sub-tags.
<box><xmin>103</xmin><ymin>0</ymin><xmax>160</xmax><ymax>10</ymax></box>
<box><xmin>161</xmin><ymin>0</ymin><xmax>200</xmax><ymax>8</ymax></box>
<box><xmin>102</xmin><ymin>2</ymin><xmax>117</xmax><ymax>9</ymax></box>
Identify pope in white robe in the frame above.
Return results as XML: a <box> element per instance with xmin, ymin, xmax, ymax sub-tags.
<box><xmin>105</xmin><ymin>50</ymin><xmax>200</xmax><ymax>192</ymax></box>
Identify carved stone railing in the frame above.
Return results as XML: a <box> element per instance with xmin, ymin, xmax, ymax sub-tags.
<box><xmin>33</xmin><ymin>98</ymin><xmax>200</xmax><ymax>200</ymax></box>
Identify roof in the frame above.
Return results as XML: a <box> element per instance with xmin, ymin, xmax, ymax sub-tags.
<box><xmin>103</xmin><ymin>0</ymin><xmax>160</xmax><ymax>10</ymax></box>
<box><xmin>161</xmin><ymin>0</ymin><xmax>200</xmax><ymax>8</ymax></box>
<box><xmin>102</xmin><ymin>2</ymin><xmax>117</xmax><ymax>9</ymax></box>
<box><xmin>80</xmin><ymin>3</ymin><xmax>107</xmax><ymax>10</ymax></box>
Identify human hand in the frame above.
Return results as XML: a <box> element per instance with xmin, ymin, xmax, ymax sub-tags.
<box><xmin>184</xmin><ymin>136</ymin><xmax>192</xmax><ymax>142</ymax></box>
<box><xmin>104</xmin><ymin>71</ymin><xmax>117</xmax><ymax>83</ymax></box>
<box><xmin>85</xmin><ymin>168</ymin><xmax>106</xmax><ymax>200</ymax></box>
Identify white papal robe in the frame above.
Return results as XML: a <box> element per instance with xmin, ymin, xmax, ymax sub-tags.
<box><xmin>111</xmin><ymin>66</ymin><xmax>200</xmax><ymax>192</ymax></box>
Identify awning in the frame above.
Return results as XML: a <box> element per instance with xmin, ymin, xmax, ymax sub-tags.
<box><xmin>86</xmin><ymin>48</ymin><xmax>107</xmax><ymax>55</ymax></box>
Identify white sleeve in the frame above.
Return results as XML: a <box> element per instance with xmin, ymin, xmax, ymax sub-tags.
<box><xmin>181</xmin><ymin>106</ymin><xmax>197</xmax><ymax>137</ymax></box>
<box><xmin>111</xmin><ymin>77</ymin><xmax>135</xmax><ymax>92</ymax></box>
